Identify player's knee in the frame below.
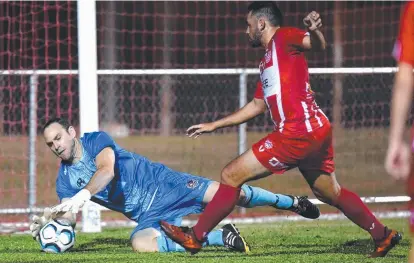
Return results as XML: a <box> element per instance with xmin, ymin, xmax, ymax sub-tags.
<box><xmin>312</xmin><ymin>185</ymin><xmax>341</xmax><ymax>206</ymax></box>
<box><xmin>220</xmin><ymin>166</ymin><xmax>240</xmax><ymax>187</ymax></box>
<box><xmin>132</xmin><ymin>240</ymin><xmax>157</xmax><ymax>252</ymax></box>
<box><xmin>131</xmin><ymin>228</ymin><xmax>159</xmax><ymax>253</ymax></box>
<box><xmin>313</xmin><ymin>191</ymin><xmax>332</xmax><ymax>205</ymax></box>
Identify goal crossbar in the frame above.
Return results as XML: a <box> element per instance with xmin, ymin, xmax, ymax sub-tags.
<box><xmin>0</xmin><ymin>67</ymin><xmax>399</xmax><ymax>76</ymax></box>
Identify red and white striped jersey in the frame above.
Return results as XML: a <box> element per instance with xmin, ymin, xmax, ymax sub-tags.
<box><xmin>254</xmin><ymin>27</ymin><xmax>329</xmax><ymax>136</ymax></box>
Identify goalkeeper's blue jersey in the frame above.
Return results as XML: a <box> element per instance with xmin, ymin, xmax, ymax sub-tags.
<box><xmin>56</xmin><ymin>132</ymin><xmax>210</xmax><ymax>226</ymax></box>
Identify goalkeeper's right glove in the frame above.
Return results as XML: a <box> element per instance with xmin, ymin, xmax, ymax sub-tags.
<box><xmin>29</xmin><ymin>207</ymin><xmax>52</xmax><ymax>241</ymax></box>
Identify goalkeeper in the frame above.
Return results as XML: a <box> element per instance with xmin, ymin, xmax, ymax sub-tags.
<box><xmin>29</xmin><ymin>117</ymin><xmax>319</xmax><ymax>253</ymax></box>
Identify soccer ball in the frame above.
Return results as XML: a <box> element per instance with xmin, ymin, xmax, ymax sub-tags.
<box><xmin>38</xmin><ymin>218</ymin><xmax>75</xmax><ymax>253</ymax></box>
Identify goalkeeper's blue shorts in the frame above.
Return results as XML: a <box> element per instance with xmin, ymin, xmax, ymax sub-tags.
<box><xmin>130</xmin><ymin>172</ymin><xmax>212</xmax><ymax>239</ymax></box>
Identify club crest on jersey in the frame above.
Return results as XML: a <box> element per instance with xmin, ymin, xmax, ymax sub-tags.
<box><xmin>77</xmin><ymin>177</ymin><xmax>87</xmax><ymax>188</ymax></box>
<box><xmin>186</xmin><ymin>179</ymin><xmax>199</xmax><ymax>189</ymax></box>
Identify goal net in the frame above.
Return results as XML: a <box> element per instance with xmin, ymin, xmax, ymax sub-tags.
<box><xmin>0</xmin><ymin>1</ymin><xmax>408</xmax><ymax>228</ymax></box>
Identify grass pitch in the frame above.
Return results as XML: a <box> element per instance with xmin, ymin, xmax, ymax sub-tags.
<box><xmin>0</xmin><ymin>218</ymin><xmax>409</xmax><ymax>263</ymax></box>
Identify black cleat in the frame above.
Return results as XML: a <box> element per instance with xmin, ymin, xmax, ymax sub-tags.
<box><xmin>287</xmin><ymin>196</ymin><xmax>320</xmax><ymax>219</ymax></box>
<box><xmin>220</xmin><ymin>223</ymin><xmax>250</xmax><ymax>253</ymax></box>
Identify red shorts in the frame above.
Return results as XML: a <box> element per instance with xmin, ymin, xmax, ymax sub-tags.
<box><xmin>252</xmin><ymin>123</ymin><xmax>335</xmax><ymax>174</ymax></box>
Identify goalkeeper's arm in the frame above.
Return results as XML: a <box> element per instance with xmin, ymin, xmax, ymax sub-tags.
<box><xmin>53</xmin><ymin>198</ymin><xmax>77</xmax><ymax>227</ymax></box>
<box><xmin>51</xmin><ymin>147</ymin><xmax>115</xmax><ymax>214</ymax></box>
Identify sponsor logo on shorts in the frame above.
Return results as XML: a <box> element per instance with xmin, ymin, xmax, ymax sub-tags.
<box><xmin>186</xmin><ymin>179</ymin><xmax>199</xmax><ymax>189</ymax></box>
<box><xmin>268</xmin><ymin>157</ymin><xmax>288</xmax><ymax>168</ymax></box>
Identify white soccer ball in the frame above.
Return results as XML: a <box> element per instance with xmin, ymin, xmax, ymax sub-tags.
<box><xmin>38</xmin><ymin>218</ymin><xmax>75</xmax><ymax>253</ymax></box>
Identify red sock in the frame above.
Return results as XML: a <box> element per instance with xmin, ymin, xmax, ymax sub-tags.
<box><xmin>335</xmin><ymin>188</ymin><xmax>388</xmax><ymax>241</ymax></box>
<box><xmin>193</xmin><ymin>183</ymin><xmax>241</xmax><ymax>241</ymax></box>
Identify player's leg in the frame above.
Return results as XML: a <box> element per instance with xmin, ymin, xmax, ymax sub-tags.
<box><xmin>299</xmin><ymin>127</ymin><xmax>401</xmax><ymax>257</ymax></box>
<box><xmin>301</xmin><ymin>170</ymin><xmax>401</xmax><ymax>257</ymax></box>
<box><xmin>161</xmin><ymin>148</ymin><xmax>273</xmax><ymax>253</ymax></box>
<box><xmin>203</xmin><ymin>181</ymin><xmax>319</xmax><ymax>219</ymax></box>
<box><xmin>191</xmin><ymin>148</ymin><xmax>273</xmax><ymax>241</ymax></box>
<box><xmin>131</xmin><ymin>227</ymin><xmax>162</xmax><ymax>252</ymax></box>
<box><xmin>203</xmin><ymin>181</ymin><xmax>293</xmax><ymax>209</ymax></box>
<box><xmin>131</xmin><ymin>223</ymin><xmax>248</xmax><ymax>253</ymax></box>
<box><xmin>410</xmin><ymin>240</ymin><xmax>414</xmax><ymax>263</ymax></box>
<box><xmin>407</xmin><ymin>153</ymin><xmax>414</xmax><ymax>262</ymax></box>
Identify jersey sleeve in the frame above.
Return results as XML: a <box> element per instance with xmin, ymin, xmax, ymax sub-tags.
<box><xmin>81</xmin><ymin>131</ymin><xmax>116</xmax><ymax>159</ymax></box>
<box><xmin>284</xmin><ymin>27</ymin><xmax>309</xmax><ymax>48</ymax></box>
<box><xmin>254</xmin><ymin>81</ymin><xmax>264</xmax><ymax>99</ymax></box>
<box><xmin>393</xmin><ymin>2</ymin><xmax>414</xmax><ymax>66</ymax></box>
<box><xmin>56</xmin><ymin>166</ymin><xmax>77</xmax><ymax>201</ymax></box>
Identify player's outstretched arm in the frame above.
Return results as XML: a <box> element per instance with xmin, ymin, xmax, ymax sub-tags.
<box><xmin>52</xmin><ymin>147</ymin><xmax>115</xmax><ymax>214</ymax></box>
<box><xmin>82</xmin><ymin>147</ymin><xmax>115</xmax><ymax>195</ymax></box>
<box><xmin>302</xmin><ymin>11</ymin><xmax>326</xmax><ymax>51</ymax></box>
<box><xmin>187</xmin><ymin>98</ymin><xmax>266</xmax><ymax>138</ymax></box>
<box><xmin>52</xmin><ymin>198</ymin><xmax>77</xmax><ymax>226</ymax></box>
<box><xmin>385</xmin><ymin>62</ymin><xmax>414</xmax><ymax>180</ymax></box>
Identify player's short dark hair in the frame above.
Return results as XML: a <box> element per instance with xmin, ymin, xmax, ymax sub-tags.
<box><xmin>247</xmin><ymin>1</ymin><xmax>283</xmax><ymax>27</ymax></box>
<box><xmin>42</xmin><ymin>117</ymin><xmax>71</xmax><ymax>133</ymax></box>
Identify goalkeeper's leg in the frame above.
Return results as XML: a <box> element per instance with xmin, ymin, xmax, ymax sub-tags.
<box><xmin>131</xmin><ymin>226</ymin><xmax>248</xmax><ymax>253</ymax></box>
<box><xmin>203</xmin><ymin>182</ymin><xmax>319</xmax><ymax>219</ymax></box>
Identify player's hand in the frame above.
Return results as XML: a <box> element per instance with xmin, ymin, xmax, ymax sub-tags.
<box><xmin>303</xmin><ymin>11</ymin><xmax>322</xmax><ymax>31</ymax></box>
<box><xmin>385</xmin><ymin>141</ymin><xmax>411</xmax><ymax>180</ymax></box>
<box><xmin>51</xmin><ymin>189</ymin><xmax>91</xmax><ymax>215</ymax></box>
<box><xmin>29</xmin><ymin>207</ymin><xmax>52</xmax><ymax>241</ymax></box>
<box><xmin>186</xmin><ymin>122</ymin><xmax>217</xmax><ymax>138</ymax></box>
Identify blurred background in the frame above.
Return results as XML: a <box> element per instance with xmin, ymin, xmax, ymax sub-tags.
<box><xmin>0</xmin><ymin>1</ymin><xmax>408</xmax><ymax>223</ymax></box>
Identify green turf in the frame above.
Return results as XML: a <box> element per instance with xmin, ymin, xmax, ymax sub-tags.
<box><xmin>0</xmin><ymin>218</ymin><xmax>409</xmax><ymax>263</ymax></box>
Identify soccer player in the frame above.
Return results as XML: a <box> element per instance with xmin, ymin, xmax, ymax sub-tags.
<box><xmin>385</xmin><ymin>1</ymin><xmax>414</xmax><ymax>262</ymax></box>
<box><xmin>29</xmin><ymin>117</ymin><xmax>319</xmax><ymax>253</ymax></box>
<box><xmin>160</xmin><ymin>2</ymin><xmax>402</xmax><ymax>257</ymax></box>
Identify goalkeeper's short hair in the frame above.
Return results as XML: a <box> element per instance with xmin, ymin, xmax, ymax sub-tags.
<box><xmin>43</xmin><ymin>117</ymin><xmax>72</xmax><ymax>132</ymax></box>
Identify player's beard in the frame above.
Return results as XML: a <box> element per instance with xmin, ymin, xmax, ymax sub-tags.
<box><xmin>68</xmin><ymin>139</ymin><xmax>77</xmax><ymax>162</ymax></box>
<box><xmin>62</xmin><ymin>139</ymin><xmax>76</xmax><ymax>163</ymax></box>
<box><xmin>249</xmin><ymin>27</ymin><xmax>262</xmax><ymax>48</ymax></box>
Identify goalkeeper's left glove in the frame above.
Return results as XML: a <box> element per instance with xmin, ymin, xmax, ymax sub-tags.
<box><xmin>51</xmin><ymin>189</ymin><xmax>91</xmax><ymax>215</ymax></box>
<box><xmin>29</xmin><ymin>207</ymin><xmax>53</xmax><ymax>241</ymax></box>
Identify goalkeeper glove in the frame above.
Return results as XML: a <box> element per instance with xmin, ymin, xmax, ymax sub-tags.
<box><xmin>29</xmin><ymin>207</ymin><xmax>52</xmax><ymax>241</ymax></box>
<box><xmin>51</xmin><ymin>189</ymin><xmax>91</xmax><ymax>215</ymax></box>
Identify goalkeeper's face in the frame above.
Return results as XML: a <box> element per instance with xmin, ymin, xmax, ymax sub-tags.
<box><xmin>43</xmin><ymin>123</ymin><xmax>77</xmax><ymax>162</ymax></box>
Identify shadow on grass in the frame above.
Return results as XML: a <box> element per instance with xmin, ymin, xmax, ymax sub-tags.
<box><xmin>72</xmin><ymin>237</ymin><xmax>130</xmax><ymax>252</ymax></box>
